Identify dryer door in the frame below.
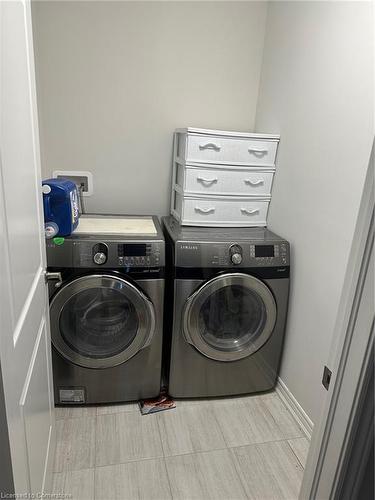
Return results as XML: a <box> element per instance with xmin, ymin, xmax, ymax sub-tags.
<box><xmin>183</xmin><ymin>273</ymin><xmax>277</xmax><ymax>361</ymax></box>
<box><xmin>50</xmin><ymin>274</ymin><xmax>155</xmax><ymax>368</ymax></box>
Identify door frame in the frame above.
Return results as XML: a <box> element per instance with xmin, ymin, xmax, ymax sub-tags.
<box><xmin>300</xmin><ymin>140</ymin><xmax>374</xmax><ymax>499</ymax></box>
<box><xmin>0</xmin><ymin>358</ymin><xmax>14</xmax><ymax>495</ymax></box>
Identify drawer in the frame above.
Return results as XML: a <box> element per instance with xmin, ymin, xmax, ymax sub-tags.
<box><xmin>176</xmin><ymin>131</ymin><xmax>279</xmax><ymax>167</ymax></box>
<box><xmin>177</xmin><ymin>165</ymin><xmax>274</xmax><ymax>197</ymax></box>
<box><xmin>171</xmin><ymin>191</ymin><xmax>270</xmax><ymax>227</ymax></box>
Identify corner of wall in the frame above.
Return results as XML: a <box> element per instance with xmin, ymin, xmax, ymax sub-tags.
<box><xmin>253</xmin><ymin>0</ymin><xmax>270</xmax><ymax>133</ymax></box>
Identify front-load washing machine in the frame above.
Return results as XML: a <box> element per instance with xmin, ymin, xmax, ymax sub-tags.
<box><xmin>162</xmin><ymin>216</ymin><xmax>290</xmax><ymax>398</ymax></box>
<box><xmin>46</xmin><ymin>215</ymin><xmax>165</xmax><ymax>405</ymax></box>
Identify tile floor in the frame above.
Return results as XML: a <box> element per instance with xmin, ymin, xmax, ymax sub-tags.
<box><xmin>52</xmin><ymin>391</ymin><xmax>309</xmax><ymax>499</ymax></box>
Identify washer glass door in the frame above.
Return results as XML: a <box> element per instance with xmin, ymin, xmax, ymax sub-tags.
<box><xmin>183</xmin><ymin>273</ymin><xmax>277</xmax><ymax>361</ymax></box>
<box><xmin>50</xmin><ymin>274</ymin><xmax>155</xmax><ymax>368</ymax></box>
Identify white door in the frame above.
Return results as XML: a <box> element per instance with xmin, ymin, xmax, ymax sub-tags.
<box><xmin>0</xmin><ymin>0</ymin><xmax>55</xmax><ymax>495</ymax></box>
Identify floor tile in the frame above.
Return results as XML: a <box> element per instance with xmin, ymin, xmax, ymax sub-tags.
<box><xmin>288</xmin><ymin>437</ymin><xmax>310</xmax><ymax>467</ymax></box>
<box><xmin>209</xmin><ymin>391</ymin><xmax>278</xmax><ymax>407</ymax></box>
<box><xmin>157</xmin><ymin>405</ymin><xmax>226</xmax><ymax>456</ymax></box>
<box><xmin>51</xmin><ymin>393</ymin><xmax>307</xmax><ymax>499</ymax></box>
<box><xmin>175</xmin><ymin>390</ymin><xmax>277</xmax><ymax>409</ymax></box>
<box><xmin>174</xmin><ymin>398</ymin><xmax>212</xmax><ymax>408</ymax></box>
<box><xmin>262</xmin><ymin>395</ymin><xmax>304</xmax><ymax>439</ymax></box>
<box><xmin>52</xmin><ymin>468</ymin><xmax>94</xmax><ymax>500</ymax></box>
<box><xmin>53</xmin><ymin>417</ymin><xmax>96</xmax><ymax>472</ymax></box>
<box><xmin>96</xmin><ymin>402</ymin><xmax>139</xmax><ymax>415</ymax></box>
<box><xmin>213</xmin><ymin>397</ymin><xmax>286</xmax><ymax>448</ymax></box>
<box><xmin>95</xmin><ymin>458</ymin><xmax>172</xmax><ymax>499</ymax></box>
<box><xmin>165</xmin><ymin>449</ymin><xmax>247</xmax><ymax>500</ymax></box>
<box><xmin>232</xmin><ymin>441</ymin><xmax>304</xmax><ymax>499</ymax></box>
<box><xmin>96</xmin><ymin>412</ymin><xmax>163</xmax><ymax>466</ymax></box>
<box><xmin>55</xmin><ymin>406</ymin><xmax>97</xmax><ymax>420</ymax></box>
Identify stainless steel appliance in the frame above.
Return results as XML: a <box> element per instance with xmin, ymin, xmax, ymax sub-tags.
<box><xmin>162</xmin><ymin>216</ymin><xmax>290</xmax><ymax>398</ymax></box>
<box><xmin>46</xmin><ymin>215</ymin><xmax>165</xmax><ymax>405</ymax></box>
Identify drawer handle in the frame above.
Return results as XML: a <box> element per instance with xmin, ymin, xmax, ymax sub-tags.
<box><xmin>197</xmin><ymin>176</ymin><xmax>218</xmax><ymax>186</ymax></box>
<box><xmin>199</xmin><ymin>142</ymin><xmax>221</xmax><ymax>152</ymax></box>
<box><xmin>195</xmin><ymin>206</ymin><xmax>215</xmax><ymax>214</ymax></box>
<box><xmin>244</xmin><ymin>179</ymin><xmax>264</xmax><ymax>186</ymax></box>
<box><xmin>248</xmin><ymin>147</ymin><xmax>268</xmax><ymax>156</ymax></box>
<box><xmin>241</xmin><ymin>208</ymin><xmax>259</xmax><ymax>216</ymax></box>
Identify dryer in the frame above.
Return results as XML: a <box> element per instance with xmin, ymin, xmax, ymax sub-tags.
<box><xmin>162</xmin><ymin>216</ymin><xmax>290</xmax><ymax>398</ymax></box>
<box><xmin>46</xmin><ymin>215</ymin><xmax>164</xmax><ymax>405</ymax></box>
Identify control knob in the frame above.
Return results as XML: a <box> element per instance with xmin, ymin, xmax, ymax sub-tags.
<box><xmin>93</xmin><ymin>252</ymin><xmax>107</xmax><ymax>265</ymax></box>
<box><xmin>92</xmin><ymin>243</ymin><xmax>108</xmax><ymax>265</ymax></box>
<box><xmin>230</xmin><ymin>244</ymin><xmax>242</xmax><ymax>265</ymax></box>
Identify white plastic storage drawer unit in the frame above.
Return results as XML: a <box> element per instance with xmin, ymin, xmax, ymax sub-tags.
<box><xmin>171</xmin><ymin>127</ymin><xmax>279</xmax><ymax>227</ymax></box>
<box><xmin>175</xmin><ymin>163</ymin><xmax>275</xmax><ymax>197</ymax></box>
<box><xmin>175</xmin><ymin>127</ymin><xmax>279</xmax><ymax>167</ymax></box>
<box><xmin>171</xmin><ymin>190</ymin><xmax>270</xmax><ymax>227</ymax></box>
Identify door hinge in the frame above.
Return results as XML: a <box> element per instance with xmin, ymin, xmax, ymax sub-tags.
<box><xmin>322</xmin><ymin>365</ymin><xmax>332</xmax><ymax>390</ymax></box>
<box><xmin>45</xmin><ymin>271</ymin><xmax>63</xmax><ymax>288</ymax></box>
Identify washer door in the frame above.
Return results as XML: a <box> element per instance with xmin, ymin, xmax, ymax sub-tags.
<box><xmin>183</xmin><ymin>273</ymin><xmax>277</xmax><ymax>362</ymax></box>
<box><xmin>50</xmin><ymin>274</ymin><xmax>155</xmax><ymax>369</ymax></box>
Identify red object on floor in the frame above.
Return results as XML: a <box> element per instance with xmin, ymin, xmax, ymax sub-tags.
<box><xmin>139</xmin><ymin>391</ymin><xmax>176</xmax><ymax>415</ymax></box>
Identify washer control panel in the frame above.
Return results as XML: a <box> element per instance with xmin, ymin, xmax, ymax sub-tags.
<box><xmin>117</xmin><ymin>243</ymin><xmax>160</xmax><ymax>267</ymax></box>
<box><xmin>79</xmin><ymin>241</ymin><xmax>163</xmax><ymax>267</ymax></box>
<box><xmin>46</xmin><ymin>240</ymin><xmax>164</xmax><ymax>268</ymax></box>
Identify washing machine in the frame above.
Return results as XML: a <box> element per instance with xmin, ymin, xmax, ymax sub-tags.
<box><xmin>46</xmin><ymin>215</ymin><xmax>165</xmax><ymax>405</ymax></box>
<box><xmin>162</xmin><ymin>216</ymin><xmax>290</xmax><ymax>398</ymax></box>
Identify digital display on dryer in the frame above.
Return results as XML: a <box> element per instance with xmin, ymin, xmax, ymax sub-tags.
<box><xmin>255</xmin><ymin>245</ymin><xmax>274</xmax><ymax>257</ymax></box>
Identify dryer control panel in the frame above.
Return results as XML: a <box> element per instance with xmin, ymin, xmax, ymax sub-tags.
<box><xmin>175</xmin><ymin>241</ymin><xmax>289</xmax><ymax>268</ymax></box>
<box><xmin>250</xmin><ymin>244</ymin><xmax>288</xmax><ymax>265</ymax></box>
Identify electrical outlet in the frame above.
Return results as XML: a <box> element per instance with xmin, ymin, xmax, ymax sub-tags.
<box><xmin>322</xmin><ymin>365</ymin><xmax>332</xmax><ymax>390</ymax></box>
<box><xmin>52</xmin><ymin>170</ymin><xmax>93</xmax><ymax>196</ymax></box>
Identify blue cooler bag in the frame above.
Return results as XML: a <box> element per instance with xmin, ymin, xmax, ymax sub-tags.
<box><xmin>42</xmin><ymin>178</ymin><xmax>79</xmax><ymax>238</ymax></box>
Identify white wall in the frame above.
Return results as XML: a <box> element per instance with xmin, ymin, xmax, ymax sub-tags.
<box><xmin>255</xmin><ymin>1</ymin><xmax>373</xmax><ymax>423</ymax></box>
<box><xmin>32</xmin><ymin>0</ymin><xmax>267</xmax><ymax>215</ymax></box>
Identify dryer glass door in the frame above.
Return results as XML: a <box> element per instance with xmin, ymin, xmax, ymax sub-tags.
<box><xmin>183</xmin><ymin>273</ymin><xmax>277</xmax><ymax>361</ymax></box>
<box><xmin>50</xmin><ymin>274</ymin><xmax>155</xmax><ymax>369</ymax></box>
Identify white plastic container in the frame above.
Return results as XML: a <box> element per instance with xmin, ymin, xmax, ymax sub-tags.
<box><xmin>170</xmin><ymin>128</ymin><xmax>279</xmax><ymax>227</ymax></box>
<box><xmin>174</xmin><ymin>162</ymin><xmax>275</xmax><ymax>197</ymax></box>
<box><xmin>175</xmin><ymin>127</ymin><xmax>279</xmax><ymax>167</ymax></box>
<box><xmin>171</xmin><ymin>189</ymin><xmax>270</xmax><ymax>227</ymax></box>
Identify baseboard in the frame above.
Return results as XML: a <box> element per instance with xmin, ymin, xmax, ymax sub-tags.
<box><xmin>276</xmin><ymin>377</ymin><xmax>314</xmax><ymax>440</ymax></box>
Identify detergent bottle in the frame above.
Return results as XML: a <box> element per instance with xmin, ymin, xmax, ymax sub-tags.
<box><xmin>42</xmin><ymin>178</ymin><xmax>79</xmax><ymax>238</ymax></box>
